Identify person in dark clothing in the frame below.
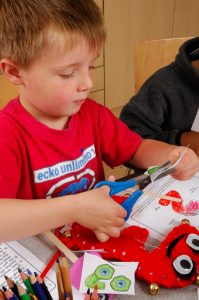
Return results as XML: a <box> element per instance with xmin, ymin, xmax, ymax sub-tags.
<box><xmin>120</xmin><ymin>37</ymin><xmax>199</xmax><ymax>156</ymax></box>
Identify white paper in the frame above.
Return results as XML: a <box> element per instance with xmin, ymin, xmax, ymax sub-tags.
<box><xmin>191</xmin><ymin>108</ymin><xmax>199</xmax><ymax>132</ymax></box>
<box><xmin>72</xmin><ymin>286</ymin><xmax>84</xmax><ymax>299</ymax></box>
<box><xmin>126</xmin><ymin>173</ymin><xmax>199</xmax><ymax>241</ymax></box>
<box><xmin>79</xmin><ymin>253</ymin><xmax>138</xmax><ymax>295</ymax></box>
<box><xmin>0</xmin><ymin>241</ymin><xmax>58</xmax><ymax>299</ymax></box>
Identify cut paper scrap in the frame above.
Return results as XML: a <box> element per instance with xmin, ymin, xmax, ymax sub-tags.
<box><xmin>79</xmin><ymin>252</ymin><xmax>138</xmax><ymax>295</ymax></box>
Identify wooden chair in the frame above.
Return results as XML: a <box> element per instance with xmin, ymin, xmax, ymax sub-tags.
<box><xmin>126</xmin><ymin>37</ymin><xmax>192</xmax><ymax>176</ymax></box>
<box><xmin>134</xmin><ymin>37</ymin><xmax>191</xmax><ymax>94</ymax></box>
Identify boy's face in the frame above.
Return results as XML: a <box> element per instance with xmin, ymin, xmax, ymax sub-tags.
<box><xmin>19</xmin><ymin>39</ymin><xmax>100</xmax><ymax>128</ymax></box>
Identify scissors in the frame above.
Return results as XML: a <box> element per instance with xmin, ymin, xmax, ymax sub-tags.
<box><xmin>95</xmin><ymin>160</ymin><xmax>175</xmax><ymax>221</ymax></box>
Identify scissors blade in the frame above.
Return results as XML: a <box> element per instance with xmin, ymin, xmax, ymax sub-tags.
<box><xmin>137</xmin><ymin>160</ymin><xmax>175</xmax><ymax>190</ymax></box>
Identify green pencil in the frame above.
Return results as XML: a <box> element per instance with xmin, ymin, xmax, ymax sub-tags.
<box><xmin>17</xmin><ymin>282</ymin><xmax>31</xmax><ymax>300</ymax></box>
<box><xmin>18</xmin><ymin>268</ymin><xmax>35</xmax><ymax>295</ymax></box>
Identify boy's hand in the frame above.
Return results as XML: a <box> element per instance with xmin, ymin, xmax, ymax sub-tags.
<box><xmin>168</xmin><ymin>146</ymin><xmax>199</xmax><ymax>180</ymax></box>
<box><xmin>72</xmin><ymin>185</ymin><xmax>126</xmax><ymax>242</ymax></box>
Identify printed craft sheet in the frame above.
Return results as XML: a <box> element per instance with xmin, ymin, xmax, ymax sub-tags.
<box><xmin>126</xmin><ymin>172</ymin><xmax>199</xmax><ymax>241</ymax></box>
<box><xmin>0</xmin><ymin>241</ymin><xmax>58</xmax><ymax>299</ymax></box>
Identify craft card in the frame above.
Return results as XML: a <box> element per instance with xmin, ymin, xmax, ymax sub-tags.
<box><xmin>79</xmin><ymin>253</ymin><xmax>138</xmax><ymax>295</ymax></box>
<box><xmin>126</xmin><ymin>172</ymin><xmax>199</xmax><ymax>241</ymax></box>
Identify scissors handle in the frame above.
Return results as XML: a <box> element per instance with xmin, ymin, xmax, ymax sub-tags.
<box><xmin>121</xmin><ymin>190</ymin><xmax>143</xmax><ymax>221</ymax></box>
<box><xmin>94</xmin><ymin>179</ymin><xmax>137</xmax><ymax>196</ymax></box>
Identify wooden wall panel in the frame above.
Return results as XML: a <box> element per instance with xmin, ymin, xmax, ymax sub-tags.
<box><xmin>104</xmin><ymin>0</ymin><xmax>175</xmax><ymax>109</ymax></box>
<box><xmin>91</xmin><ymin>67</ymin><xmax>104</xmax><ymax>92</ymax></box>
<box><xmin>173</xmin><ymin>0</ymin><xmax>199</xmax><ymax>37</ymax></box>
<box><xmin>89</xmin><ymin>90</ymin><xmax>104</xmax><ymax>106</ymax></box>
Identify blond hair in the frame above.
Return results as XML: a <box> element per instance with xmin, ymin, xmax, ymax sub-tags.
<box><xmin>0</xmin><ymin>0</ymin><xmax>105</xmax><ymax>67</ymax></box>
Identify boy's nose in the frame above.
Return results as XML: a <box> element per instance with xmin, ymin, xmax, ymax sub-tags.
<box><xmin>77</xmin><ymin>72</ymin><xmax>93</xmax><ymax>92</ymax></box>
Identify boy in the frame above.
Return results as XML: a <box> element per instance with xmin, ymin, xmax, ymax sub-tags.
<box><xmin>0</xmin><ymin>0</ymin><xmax>198</xmax><ymax>243</ymax></box>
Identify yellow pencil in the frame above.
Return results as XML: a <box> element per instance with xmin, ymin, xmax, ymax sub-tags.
<box><xmin>56</xmin><ymin>258</ymin><xmax>65</xmax><ymax>300</ymax></box>
<box><xmin>60</xmin><ymin>255</ymin><xmax>73</xmax><ymax>300</ymax></box>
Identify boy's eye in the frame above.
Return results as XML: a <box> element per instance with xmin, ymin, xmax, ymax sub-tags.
<box><xmin>59</xmin><ymin>71</ymin><xmax>75</xmax><ymax>79</ymax></box>
<box><xmin>59</xmin><ymin>66</ymin><xmax>95</xmax><ymax>79</ymax></box>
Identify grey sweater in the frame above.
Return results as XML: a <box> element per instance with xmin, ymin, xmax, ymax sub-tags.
<box><xmin>120</xmin><ymin>37</ymin><xmax>199</xmax><ymax>145</ymax></box>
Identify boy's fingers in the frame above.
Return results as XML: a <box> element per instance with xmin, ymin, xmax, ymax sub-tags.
<box><xmin>118</xmin><ymin>206</ymin><xmax>127</xmax><ymax>218</ymax></box>
<box><xmin>107</xmin><ymin>227</ymin><xmax>121</xmax><ymax>238</ymax></box>
<box><xmin>115</xmin><ymin>217</ymin><xmax>125</xmax><ymax>227</ymax></box>
<box><xmin>99</xmin><ymin>185</ymin><xmax>111</xmax><ymax>193</ymax></box>
<box><xmin>107</xmin><ymin>175</ymin><xmax>115</xmax><ymax>182</ymax></box>
<box><xmin>94</xmin><ymin>231</ymin><xmax>110</xmax><ymax>243</ymax></box>
<box><xmin>94</xmin><ymin>226</ymin><xmax>121</xmax><ymax>242</ymax></box>
<box><xmin>98</xmin><ymin>175</ymin><xmax>115</xmax><ymax>193</ymax></box>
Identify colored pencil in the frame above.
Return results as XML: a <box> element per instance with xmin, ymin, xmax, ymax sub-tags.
<box><xmin>34</xmin><ymin>272</ymin><xmax>53</xmax><ymax>300</ymax></box>
<box><xmin>2</xmin><ymin>286</ymin><xmax>18</xmax><ymax>300</ymax></box>
<box><xmin>40</xmin><ymin>250</ymin><xmax>60</xmax><ymax>279</ymax></box>
<box><xmin>65</xmin><ymin>292</ymin><xmax>70</xmax><ymax>300</ymax></box>
<box><xmin>55</xmin><ymin>259</ymin><xmax>65</xmax><ymax>300</ymax></box>
<box><xmin>4</xmin><ymin>276</ymin><xmax>20</xmax><ymax>299</ymax></box>
<box><xmin>18</xmin><ymin>268</ymin><xmax>35</xmax><ymax>295</ymax></box>
<box><xmin>84</xmin><ymin>288</ymin><xmax>91</xmax><ymax>300</ymax></box>
<box><xmin>60</xmin><ymin>255</ymin><xmax>73</xmax><ymax>299</ymax></box>
<box><xmin>27</xmin><ymin>293</ymin><xmax>38</xmax><ymax>300</ymax></box>
<box><xmin>27</xmin><ymin>270</ymin><xmax>47</xmax><ymax>300</ymax></box>
<box><xmin>0</xmin><ymin>289</ymin><xmax>6</xmax><ymax>300</ymax></box>
<box><xmin>90</xmin><ymin>285</ymin><xmax>98</xmax><ymax>300</ymax></box>
<box><xmin>16</xmin><ymin>282</ymin><xmax>31</xmax><ymax>300</ymax></box>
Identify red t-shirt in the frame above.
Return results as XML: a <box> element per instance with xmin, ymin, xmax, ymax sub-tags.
<box><xmin>0</xmin><ymin>98</ymin><xmax>142</xmax><ymax>199</ymax></box>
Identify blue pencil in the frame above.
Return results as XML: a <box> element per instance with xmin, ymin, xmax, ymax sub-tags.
<box><xmin>27</xmin><ymin>270</ymin><xmax>47</xmax><ymax>300</ymax></box>
<box><xmin>65</xmin><ymin>292</ymin><xmax>70</xmax><ymax>300</ymax></box>
<box><xmin>34</xmin><ymin>272</ymin><xmax>53</xmax><ymax>300</ymax></box>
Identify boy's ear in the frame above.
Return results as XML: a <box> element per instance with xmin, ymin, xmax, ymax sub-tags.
<box><xmin>0</xmin><ymin>59</ymin><xmax>23</xmax><ymax>85</ymax></box>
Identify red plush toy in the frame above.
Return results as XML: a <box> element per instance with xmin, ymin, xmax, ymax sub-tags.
<box><xmin>55</xmin><ymin>196</ymin><xmax>199</xmax><ymax>293</ymax></box>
